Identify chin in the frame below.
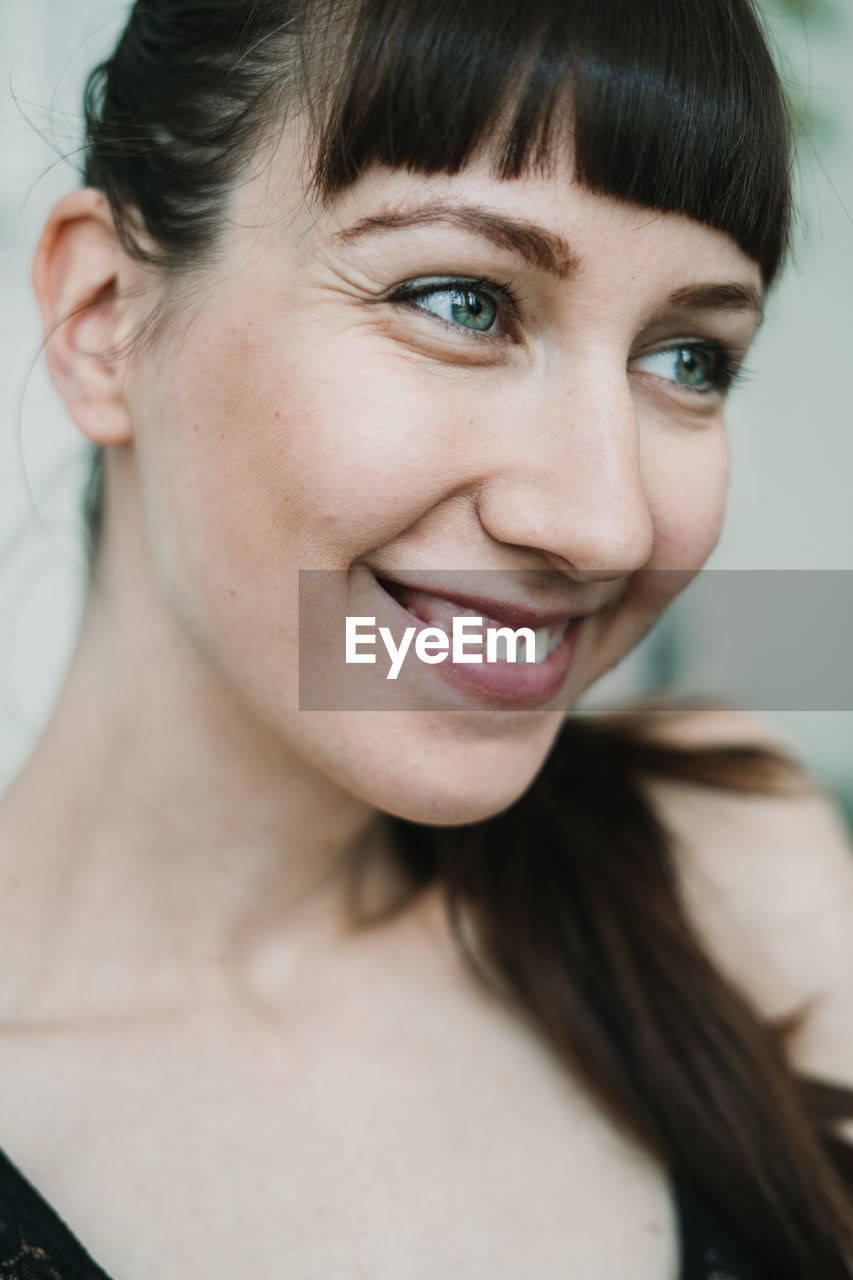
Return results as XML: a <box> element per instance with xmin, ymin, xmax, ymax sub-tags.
<box><xmin>373</xmin><ymin>774</ymin><xmax>539</xmax><ymax>829</ymax></box>
<box><xmin>311</xmin><ymin>710</ymin><xmax>559</xmax><ymax>829</ymax></box>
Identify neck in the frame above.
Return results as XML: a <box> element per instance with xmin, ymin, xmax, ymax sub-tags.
<box><xmin>0</xmin><ymin>519</ymin><xmax>412</xmax><ymax>1027</ymax></box>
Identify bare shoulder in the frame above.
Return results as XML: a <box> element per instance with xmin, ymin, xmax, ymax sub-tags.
<box><xmin>631</xmin><ymin>705</ymin><xmax>853</xmax><ymax>1086</ymax></box>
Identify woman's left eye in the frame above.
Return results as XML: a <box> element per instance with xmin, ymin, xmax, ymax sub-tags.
<box><xmin>388</xmin><ymin>278</ymin><xmax>517</xmax><ymax>338</ymax></box>
<box><xmin>631</xmin><ymin>344</ymin><xmax>740</xmax><ymax>395</ymax></box>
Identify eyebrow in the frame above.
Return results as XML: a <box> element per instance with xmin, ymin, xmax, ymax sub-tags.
<box><xmin>333</xmin><ymin>201</ymin><xmax>581</xmax><ymax>280</ymax></box>
<box><xmin>664</xmin><ymin>281</ymin><xmax>764</xmax><ymax>322</ymax></box>
<box><xmin>333</xmin><ymin>200</ymin><xmax>764</xmax><ymax>319</ymax></box>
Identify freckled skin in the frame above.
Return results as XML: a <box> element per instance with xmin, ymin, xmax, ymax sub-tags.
<box><xmin>112</xmin><ymin>133</ymin><xmax>757</xmax><ymax>829</ymax></box>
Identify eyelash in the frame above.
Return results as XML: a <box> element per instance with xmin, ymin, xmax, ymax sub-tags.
<box><xmin>689</xmin><ymin>346</ymin><xmax>749</xmax><ymax>396</ymax></box>
<box><xmin>388</xmin><ymin>276</ymin><xmax>523</xmax><ymax>337</ymax></box>
<box><xmin>387</xmin><ymin>275</ymin><xmax>749</xmax><ymax>397</ymax></box>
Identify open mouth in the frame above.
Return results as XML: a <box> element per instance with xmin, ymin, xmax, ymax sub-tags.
<box><xmin>364</xmin><ymin>571</ymin><xmax>585</xmax><ymax>709</ymax></box>
<box><xmin>375</xmin><ymin>577</ymin><xmax>572</xmax><ymax>665</ymax></box>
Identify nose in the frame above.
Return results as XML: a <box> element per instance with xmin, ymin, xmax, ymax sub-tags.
<box><xmin>475</xmin><ymin>371</ymin><xmax>655</xmax><ymax>580</ymax></box>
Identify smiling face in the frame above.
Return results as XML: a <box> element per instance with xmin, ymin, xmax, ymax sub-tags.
<box><xmin>116</xmin><ymin>124</ymin><xmax>764</xmax><ymax>826</ymax></box>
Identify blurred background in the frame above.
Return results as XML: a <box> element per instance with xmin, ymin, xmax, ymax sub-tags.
<box><xmin>1</xmin><ymin>1</ymin><xmax>852</xmax><ymax>817</ymax></box>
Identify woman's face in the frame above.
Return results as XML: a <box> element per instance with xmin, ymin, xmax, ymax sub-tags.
<box><xmin>122</xmin><ymin>123</ymin><xmax>763</xmax><ymax>825</ymax></box>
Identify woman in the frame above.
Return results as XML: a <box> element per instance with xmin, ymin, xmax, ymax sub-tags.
<box><xmin>0</xmin><ymin>0</ymin><xmax>851</xmax><ymax>1276</ymax></box>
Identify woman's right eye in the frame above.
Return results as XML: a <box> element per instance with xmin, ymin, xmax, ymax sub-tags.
<box><xmin>415</xmin><ymin>286</ymin><xmax>498</xmax><ymax>331</ymax></box>
<box><xmin>388</xmin><ymin>278</ymin><xmax>520</xmax><ymax>341</ymax></box>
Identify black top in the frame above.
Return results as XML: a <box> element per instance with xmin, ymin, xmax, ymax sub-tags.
<box><xmin>0</xmin><ymin>1146</ymin><xmax>767</xmax><ymax>1280</ymax></box>
<box><xmin>674</xmin><ymin>1179</ymin><xmax>765</xmax><ymax>1280</ymax></box>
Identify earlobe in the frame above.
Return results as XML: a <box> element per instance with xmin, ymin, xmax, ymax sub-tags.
<box><xmin>32</xmin><ymin>188</ymin><xmax>139</xmax><ymax>447</ymax></box>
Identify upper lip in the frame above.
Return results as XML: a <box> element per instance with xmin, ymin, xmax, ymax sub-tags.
<box><xmin>373</xmin><ymin>572</ymin><xmax>594</xmax><ymax>632</ymax></box>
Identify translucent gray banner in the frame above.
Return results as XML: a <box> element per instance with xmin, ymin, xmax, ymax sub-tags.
<box><xmin>298</xmin><ymin>568</ymin><xmax>853</xmax><ymax>712</ymax></box>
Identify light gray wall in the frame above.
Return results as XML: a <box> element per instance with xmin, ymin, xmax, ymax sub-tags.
<box><xmin>0</xmin><ymin>2</ymin><xmax>130</xmax><ymax>783</ymax></box>
<box><xmin>711</xmin><ymin>4</ymin><xmax>853</xmax><ymax>792</ymax></box>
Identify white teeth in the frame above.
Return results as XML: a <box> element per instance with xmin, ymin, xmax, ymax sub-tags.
<box><xmin>484</xmin><ymin>624</ymin><xmax>563</xmax><ymax>665</ymax></box>
<box><xmin>549</xmin><ymin>625</ymin><xmax>569</xmax><ymax>656</ymax></box>
<box><xmin>421</xmin><ymin>618</ymin><xmax>569</xmax><ymax>662</ymax></box>
<box><xmin>533</xmin><ymin>624</ymin><xmax>568</xmax><ymax>663</ymax></box>
<box><xmin>487</xmin><ymin>624</ymin><xmax>568</xmax><ymax>663</ymax></box>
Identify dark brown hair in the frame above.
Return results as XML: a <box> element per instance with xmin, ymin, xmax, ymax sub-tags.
<box><xmin>388</xmin><ymin>706</ymin><xmax>853</xmax><ymax>1276</ymax></box>
<box><xmin>78</xmin><ymin>1</ymin><xmax>853</xmax><ymax>1273</ymax></box>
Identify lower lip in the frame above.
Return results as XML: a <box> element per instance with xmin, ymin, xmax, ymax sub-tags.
<box><xmin>374</xmin><ymin>576</ymin><xmax>583</xmax><ymax>710</ymax></box>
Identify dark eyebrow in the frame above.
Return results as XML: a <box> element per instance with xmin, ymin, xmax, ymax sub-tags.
<box><xmin>665</xmin><ymin>281</ymin><xmax>764</xmax><ymax>322</ymax></box>
<box><xmin>333</xmin><ymin>202</ymin><xmax>763</xmax><ymax>319</ymax></box>
<box><xmin>333</xmin><ymin>201</ymin><xmax>581</xmax><ymax>280</ymax></box>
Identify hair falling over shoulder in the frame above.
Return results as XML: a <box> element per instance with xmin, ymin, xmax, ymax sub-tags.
<box><xmin>389</xmin><ymin>711</ymin><xmax>853</xmax><ymax>1278</ymax></box>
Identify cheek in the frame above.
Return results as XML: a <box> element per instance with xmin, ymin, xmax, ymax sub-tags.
<box><xmin>257</xmin><ymin>357</ymin><xmax>446</xmax><ymax>555</ymax></box>
<box><xmin>631</xmin><ymin>422</ymin><xmax>731</xmax><ymax>637</ymax></box>
<box><xmin>139</xmin><ymin>321</ymin><xmax>449</xmax><ymax>585</ymax></box>
<box><xmin>643</xmin><ymin>422</ymin><xmax>730</xmax><ymax>568</ymax></box>
<box><xmin>126</xmin><ymin>304</ymin><xmax>481</xmax><ymax>745</ymax></box>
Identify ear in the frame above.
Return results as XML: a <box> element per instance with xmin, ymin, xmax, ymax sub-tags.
<box><xmin>32</xmin><ymin>188</ymin><xmax>145</xmax><ymax>447</ymax></box>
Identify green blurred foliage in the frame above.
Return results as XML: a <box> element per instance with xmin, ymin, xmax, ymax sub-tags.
<box><xmin>764</xmin><ymin>0</ymin><xmax>843</xmax><ymax>31</ymax></box>
<box><xmin>835</xmin><ymin>785</ymin><xmax>853</xmax><ymax>838</ymax></box>
<box><xmin>760</xmin><ymin>0</ymin><xmax>846</xmax><ymax>146</ymax></box>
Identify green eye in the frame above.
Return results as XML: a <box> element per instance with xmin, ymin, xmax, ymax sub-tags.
<box><xmin>416</xmin><ymin>286</ymin><xmax>498</xmax><ymax>332</ymax></box>
<box><xmin>390</xmin><ymin>276</ymin><xmax>512</xmax><ymax>336</ymax></box>
<box><xmin>672</xmin><ymin>347</ymin><xmax>713</xmax><ymax>387</ymax></box>
<box><xmin>632</xmin><ymin>344</ymin><xmax>730</xmax><ymax>394</ymax></box>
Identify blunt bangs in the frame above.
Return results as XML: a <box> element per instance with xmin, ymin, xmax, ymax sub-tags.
<box><xmin>306</xmin><ymin>0</ymin><xmax>793</xmax><ymax>284</ymax></box>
